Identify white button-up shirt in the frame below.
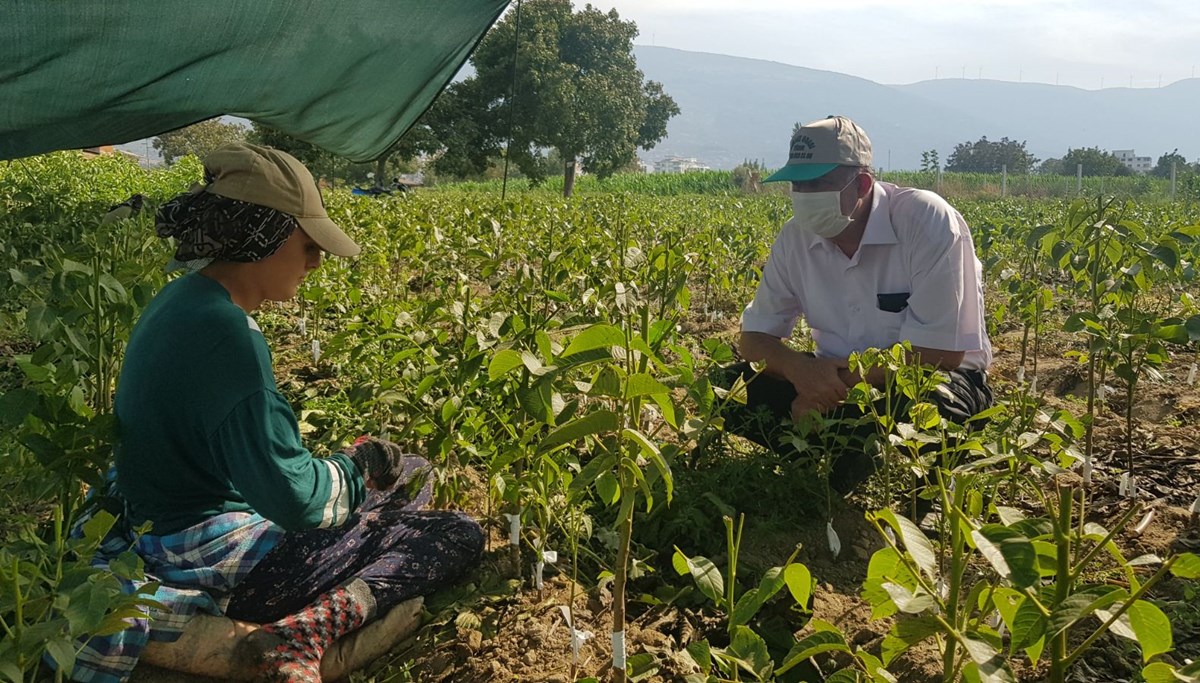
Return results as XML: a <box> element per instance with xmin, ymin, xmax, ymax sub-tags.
<box><xmin>741</xmin><ymin>181</ymin><xmax>992</xmax><ymax>371</ymax></box>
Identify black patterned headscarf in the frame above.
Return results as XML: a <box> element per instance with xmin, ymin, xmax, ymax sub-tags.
<box><xmin>156</xmin><ymin>167</ymin><xmax>297</xmax><ymax>272</ymax></box>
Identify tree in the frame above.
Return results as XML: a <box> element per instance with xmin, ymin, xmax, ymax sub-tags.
<box><xmin>944</xmin><ymin>136</ymin><xmax>1038</xmax><ymax>174</ymax></box>
<box><xmin>248</xmin><ymin>120</ymin><xmax>436</xmax><ymax>186</ymax></box>
<box><xmin>452</xmin><ymin>0</ymin><xmax>679</xmax><ymax>196</ymax></box>
<box><xmin>153</xmin><ymin>119</ymin><xmax>247</xmax><ymax>164</ymax></box>
<box><xmin>1060</xmin><ymin>147</ymin><xmax>1132</xmax><ymax>177</ymax></box>
<box><xmin>1151</xmin><ymin>149</ymin><xmax>1189</xmax><ymax>178</ymax></box>
<box><xmin>1037</xmin><ymin>157</ymin><xmax>1065</xmax><ymax>175</ymax></box>
<box><xmin>920</xmin><ymin>149</ymin><xmax>940</xmax><ymax>172</ymax></box>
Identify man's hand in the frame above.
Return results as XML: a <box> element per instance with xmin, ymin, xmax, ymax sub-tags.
<box><xmin>343</xmin><ymin>436</ymin><xmax>406</xmax><ymax>490</ymax></box>
<box><xmin>780</xmin><ymin>355</ymin><xmax>850</xmax><ymax>418</ymax></box>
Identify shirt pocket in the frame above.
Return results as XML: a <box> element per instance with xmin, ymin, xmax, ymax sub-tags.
<box><xmin>870</xmin><ymin>308</ymin><xmax>906</xmax><ymax>349</ymax></box>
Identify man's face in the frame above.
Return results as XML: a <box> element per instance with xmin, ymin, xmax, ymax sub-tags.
<box><xmin>792</xmin><ymin>168</ymin><xmax>868</xmax><ymax>217</ymax></box>
<box><xmin>252</xmin><ymin>227</ymin><xmax>324</xmax><ymax>301</ymax></box>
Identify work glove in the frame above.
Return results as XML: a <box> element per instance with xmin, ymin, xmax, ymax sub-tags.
<box><xmin>343</xmin><ymin>436</ymin><xmax>406</xmax><ymax>491</ymax></box>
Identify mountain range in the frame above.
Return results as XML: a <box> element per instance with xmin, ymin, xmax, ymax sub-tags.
<box><xmin>632</xmin><ymin>46</ymin><xmax>1200</xmax><ymax>172</ymax></box>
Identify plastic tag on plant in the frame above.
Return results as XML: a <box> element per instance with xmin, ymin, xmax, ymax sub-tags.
<box><xmin>1189</xmin><ymin>363</ymin><xmax>1197</xmax><ymax>386</ymax></box>
<box><xmin>1016</xmin><ymin>366</ymin><xmax>1025</xmax><ymax>385</ymax></box>
<box><xmin>1030</xmin><ymin>375</ymin><xmax>1038</xmax><ymax>393</ymax></box>
<box><xmin>1119</xmin><ymin>472</ymin><xmax>1130</xmax><ymax>497</ymax></box>
<box><xmin>533</xmin><ymin>561</ymin><xmax>545</xmax><ymax>589</ymax></box>
<box><xmin>1133</xmin><ymin>509</ymin><xmax>1155</xmax><ymax>535</ymax></box>
<box><xmin>1191</xmin><ymin>493</ymin><xmax>1200</xmax><ymax>514</ymax></box>
<box><xmin>311</xmin><ymin>339</ymin><xmax>321</xmax><ymax>363</ymax></box>
<box><xmin>611</xmin><ymin>630</ymin><xmax>626</xmax><ymax>670</ymax></box>
<box><xmin>558</xmin><ymin>606</ymin><xmax>592</xmax><ymax>662</ymax></box>
<box><xmin>826</xmin><ymin>521</ymin><xmax>841</xmax><ymax>558</ymax></box>
<box><xmin>298</xmin><ymin>315</ymin><xmax>307</xmax><ymax>336</ymax></box>
<box><xmin>1096</xmin><ymin>383</ymin><xmax>1105</xmax><ymax>402</ymax></box>
<box><xmin>1081</xmin><ymin>457</ymin><xmax>1093</xmax><ymax>485</ymax></box>
<box><xmin>503</xmin><ymin>513</ymin><xmax>521</xmax><ymax>546</ymax></box>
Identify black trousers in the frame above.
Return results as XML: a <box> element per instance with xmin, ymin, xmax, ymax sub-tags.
<box><xmin>713</xmin><ymin>361</ymin><xmax>993</xmax><ymax>494</ymax></box>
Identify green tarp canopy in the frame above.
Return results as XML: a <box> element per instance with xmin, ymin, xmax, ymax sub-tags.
<box><xmin>0</xmin><ymin>1</ymin><xmax>509</xmax><ymax>162</ymax></box>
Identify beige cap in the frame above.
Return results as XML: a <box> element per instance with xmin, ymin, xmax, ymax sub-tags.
<box><xmin>203</xmin><ymin>142</ymin><xmax>360</xmax><ymax>257</ymax></box>
<box><xmin>764</xmin><ymin>115</ymin><xmax>873</xmax><ymax>183</ymax></box>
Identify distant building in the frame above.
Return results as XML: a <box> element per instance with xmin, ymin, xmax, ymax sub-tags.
<box><xmin>656</xmin><ymin>155</ymin><xmax>710</xmax><ymax>173</ymax></box>
<box><xmin>80</xmin><ymin>145</ymin><xmax>116</xmax><ymax>157</ymax></box>
<box><xmin>1113</xmin><ymin>149</ymin><xmax>1153</xmax><ymax>174</ymax></box>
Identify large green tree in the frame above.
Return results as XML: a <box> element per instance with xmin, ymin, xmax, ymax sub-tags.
<box><xmin>1060</xmin><ymin>147</ymin><xmax>1132</xmax><ymax>177</ymax></box>
<box><xmin>455</xmin><ymin>0</ymin><xmax>679</xmax><ymax>196</ymax></box>
<box><xmin>152</xmin><ymin>119</ymin><xmax>247</xmax><ymax>165</ymax></box>
<box><xmin>1150</xmin><ymin>149</ymin><xmax>1190</xmax><ymax>178</ymax></box>
<box><xmin>944</xmin><ymin>136</ymin><xmax>1038</xmax><ymax>174</ymax></box>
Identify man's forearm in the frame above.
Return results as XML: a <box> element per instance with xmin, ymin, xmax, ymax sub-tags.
<box><xmin>739</xmin><ymin>331</ymin><xmax>807</xmax><ymax>376</ymax></box>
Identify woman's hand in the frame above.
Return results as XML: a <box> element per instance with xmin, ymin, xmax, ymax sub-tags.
<box><xmin>343</xmin><ymin>436</ymin><xmax>406</xmax><ymax>490</ymax></box>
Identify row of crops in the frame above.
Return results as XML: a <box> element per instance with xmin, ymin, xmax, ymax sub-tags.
<box><xmin>2</xmin><ymin>152</ymin><xmax>1200</xmax><ymax>682</ymax></box>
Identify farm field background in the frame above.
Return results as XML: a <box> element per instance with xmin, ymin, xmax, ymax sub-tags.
<box><xmin>3</xmin><ymin>152</ymin><xmax>1200</xmax><ymax>682</ymax></box>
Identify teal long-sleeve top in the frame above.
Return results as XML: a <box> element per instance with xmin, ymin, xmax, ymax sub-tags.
<box><xmin>114</xmin><ymin>273</ymin><xmax>365</xmax><ymax>535</ymax></box>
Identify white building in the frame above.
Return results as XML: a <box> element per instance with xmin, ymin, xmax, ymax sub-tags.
<box><xmin>656</xmin><ymin>155</ymin><xmax>710</xmax><ymax>173</ymax></box>
<box><xmin>1113</xmin><ymin>149</ymin><xmax>1153</xmax><ymax>174</ymax></box>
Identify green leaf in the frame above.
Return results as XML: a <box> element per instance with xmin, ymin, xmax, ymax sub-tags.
<box><xmin>622</xmin><ymin>428</ymin><xmax>672</xmax><ymax>503</ymax></box>
<box><xmin>880</xmin><ymin>582</ymin><xmax>935</xmax><ymax>614</ymax></box>
<box><xmin>538</xmin><ymin>410</ymin><xmax>619</xmax><ymax>452</ymax></box>
<box><xmin>727</xmin><ymin>626</ymin><xmax>773</xmax><ymax>680</ymax></box>
<box><xmin>672</xmin><ymin>547</ymin><xmax>724</xmax><ymax>604</ymax></box>
<box><xmin>1048</xmin><ymin>586</ymin><xmax>1126</xmax><ymax>636</ymax></box>
<box><xmin>1010</xmin><ymin>597</ymin><xmax>1046</xmax><ymax>662</ymax></box>
<box><xmin>971</xmin><ymin>524</ymin><xmax>1039</xmax><ymax>588</ymax></box>
<box><xmin>44</xmin><ymin>638</ymin><xmax>76</xmax><ymax>676</ymax></box>
<box><xmin>624</xmin><ymin>372</ymin><xmax>670</xmax><ymax>398</ymax></box>
<box><xmin>0</xmin><ymin>388</ymin><xmax>37</xmax><ymax>428</ymax></box>
<box><xmin>595</xmin><ymin>471</ymin><xmax>620</xmax><ymax>505</ymax></box>
<box><xmin>562</xmin><ymin>324</ymin><xmax>625</xmax><ymax>357</ymax></box>
<box><xmin>873</xmin><ymin>509</ymin><xmax>938</xmax><ymax>581</ymax></box>
<box><xmin>962</xmin><ymin>633</ymin><xmax>1015</xmax><ymax>683</ymax></box>
<box><xmin>731</xmin><ymin>566</ymin><xmax>787</xmax><ymax>627</ymax></box>
<box><xmin>784</xmin><ymin>563</ymin><xmax>813</xmax><ymax>610</ymax></box>
<box><xmin>487</xmin><ymin>349</ymin><xmax>524</xmax><ymax>380</ymax></box>
<box><xmin>1170</xmin><ymin>553</ymin><xmax>1200</xmax><ymax>579</ymax></box>
<box><xmin>1124</xmin><ymin>599</ymin><xmax>1172</xmax><ymax>662</ymax></box>
<box><xmin>774</xmin><ymin>629</ymin><xmax>850</xmax><ymax>676</ymax></box>
<box><xmin>881</xmin><ymin>616</ymin><xmax>941</xmax><ymax>665</ymax></box>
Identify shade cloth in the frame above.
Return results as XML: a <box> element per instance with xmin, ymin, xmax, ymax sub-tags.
<box><xmin>0</xmin><ymin>0</ymin><xmax>508</xmax><ymax>161</ymax></box>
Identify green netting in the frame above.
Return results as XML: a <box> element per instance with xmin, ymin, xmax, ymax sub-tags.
<box><xmin>0</xmin><ymin>0</ymin><xmax>508</xmax><ymax>162</ymax></box>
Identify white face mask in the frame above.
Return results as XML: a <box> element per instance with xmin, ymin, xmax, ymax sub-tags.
<box><xmin>790</xmin><ymin>177</ymin><xmax>857</xmax><ymax>238</ymax></box>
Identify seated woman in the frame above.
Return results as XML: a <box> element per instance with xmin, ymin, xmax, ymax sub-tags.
<box><xmin>69</xmin><ymin>143</ymin><xmax>483</xmax><ymax>683</ymax></box>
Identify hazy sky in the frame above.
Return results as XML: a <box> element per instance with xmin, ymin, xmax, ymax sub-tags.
<box><xmin>585</xmin><ymin>0</ymin><xmax>1200</xmax><ymax>89</ymax></box>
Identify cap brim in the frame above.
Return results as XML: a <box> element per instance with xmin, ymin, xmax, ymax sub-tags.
<box><xmin>763</xmin><ymin>163</ymin><xmax>839</xmax><ymax>183</ymax></box>
<box><xmin>297</xmin><ymin>216</ymin><xmax>361</xmax><ymax>257</ymax></box>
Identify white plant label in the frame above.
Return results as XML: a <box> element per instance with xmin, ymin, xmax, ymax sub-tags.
<box><xmin>1016</xmin><ymin>366</ymin><xmax>1025</xmax><ymax>385</ymax></box>
<box><xmin>611</xmin><ymin>630</ymin><xmax>626</xmax><ymax>669</ymax></box>
<box><xmin>1030</xmin><ymin>376</ymin><xmax>1038</xmax><ymax>393</ymax></box>
<box><xmin>559</xmin><ymin>606</ymin><xmax>593</xmax><ymax>662</ymax></box>
<box><xmin>1190</xmin><ymin>494</ymin><xmax>1200</xmax><ymax>515</ymax></box>
<box><xmin>298</xmin><ymin>316</ymin><xmax>307</xmax><ymax>336</ymax></box>
<box><xmin>543</xmin><ymin>550</ymin><xmax>558</xmax><ymax>564</ymax></box>
<box><xmin>1189</xmin><ymin>363</ymin><xmax>1197</xmax><ymax>386</ymax></box>
<box><xmin>1133</xmin><ymin>509</ymin><xmax>1155</xmax><ymax>535</ymax></box>
<box><xmin>826</xmin><ymin>521</ymin><xmax>841</xmax><ymax>558</ymax></box>
<box><xmin>1118</xmin><ymin>472</ymin><xmax>1130</xmax><ymax>497</ymax></box>
<box><xmin>504</xmin><ymin>513</ymin><xmax>521</xmax><ymax>546</ymax></box>
<box><xmin>311</xmin><ymin>339</ymin><xmax>321</xmax><ymax>363</ymax></box>
<box><xmin>1081</xmin><ymin>458</ymin><xmax>1093</xmax><ymax>485</ymax></box>
<box><xmin>533</xmin><ymin>561</ymin><xmax>545</xmax><ymax>589</ymax></box>
<box><xmin>1096</xmin><ymin>384</ymin><xmax>1105</xmax><ymax>402</ymax></box>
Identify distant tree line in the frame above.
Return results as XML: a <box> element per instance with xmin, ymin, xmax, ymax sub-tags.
<box><xmin>920</xmin><ymin>137</ymin><xmax>1200</xmax><ymax>177</ymax></box>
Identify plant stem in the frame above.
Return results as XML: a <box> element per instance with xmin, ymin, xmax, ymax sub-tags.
<box><xmin>1049</xmin><ymin>484</ymin><xmax>1073</xmax><ymax>683</ymax></box>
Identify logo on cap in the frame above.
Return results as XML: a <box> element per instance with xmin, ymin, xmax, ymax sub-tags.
<box><xmin>790</xmin><ymin>135</ymin><xmax>816</xmax><ymax>161</ymax></box>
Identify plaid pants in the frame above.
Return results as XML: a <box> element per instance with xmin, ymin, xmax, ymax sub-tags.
<box><xmin>224</xmin><ymin>456</ymin><xmax>483</xmax><ymax>622</ymax></box>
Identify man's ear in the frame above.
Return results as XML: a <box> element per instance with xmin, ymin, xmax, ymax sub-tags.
<box><xmin>856</xmin><ymin>173</ymin><xmax>873</xmax><ymax>196</ymax></box>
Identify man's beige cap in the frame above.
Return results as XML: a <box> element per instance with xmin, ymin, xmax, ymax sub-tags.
<box><xmin>203</xmin><ymin>142</ymin><xmax>360</xmax><ymax>257</ymax></box>
<box><xmin>765</xmin><ymin>115</ymin><xmax>873</xmax><ymax>183</ymax></box>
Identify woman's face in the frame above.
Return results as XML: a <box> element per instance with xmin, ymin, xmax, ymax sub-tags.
<box><xmin>253</xmin><ymin>227</ymin><xmax>323</xmax><ymax>301</ymax></box>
